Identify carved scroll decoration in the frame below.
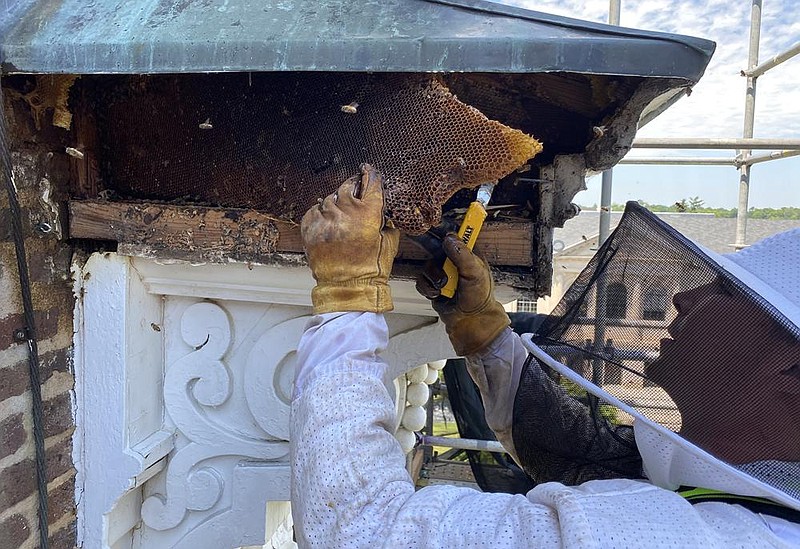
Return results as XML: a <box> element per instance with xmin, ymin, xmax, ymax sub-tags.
<box><xmin>141</xmin><ymin>301</ymin><xmax>291</xmax><ymax>531</ymax></box>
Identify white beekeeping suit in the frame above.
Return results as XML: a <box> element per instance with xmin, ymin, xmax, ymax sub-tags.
<box><xmin>290</xmin><ymin>168</ymin><xmax>799</xmax><ymax>548</ymax></box>
<box><xmin>291</xmin><ymin>312</ymin><xmax>799</xmax><ymax>548</ymax></box>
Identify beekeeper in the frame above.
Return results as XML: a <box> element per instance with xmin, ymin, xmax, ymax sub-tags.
<box><xmin>291</xmin><ymin>165</ymin><xmax>800</xmax><ymax>548</ymax></box>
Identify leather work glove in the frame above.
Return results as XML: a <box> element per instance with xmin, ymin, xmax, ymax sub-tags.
<box><xmin>301</xmin><ymin>164</ymin><xmax>400</xmax><ymax>314</ymax></box>
<box><xmin>416</xmin><ymin>235</ymin><xmax>510</xmax><ymax>356</ymax></box>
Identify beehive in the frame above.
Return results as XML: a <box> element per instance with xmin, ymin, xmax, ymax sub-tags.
<box><xmin>94</xmin><ymin>73</ymin><xmax>541</xmax><ymax>234</ymax></box>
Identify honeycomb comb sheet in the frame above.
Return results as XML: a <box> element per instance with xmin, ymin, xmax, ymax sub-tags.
<box><xmin>97</xmin><ymin>73</ymin><xmax>542</xmax><ymax>235</ymax></box>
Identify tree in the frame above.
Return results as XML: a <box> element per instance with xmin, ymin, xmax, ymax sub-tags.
<box><xmin>579</xmin><ymin>201</ymin><xmax>799</xmax><ymax>220</ymax></box>
<box><xmin>687</xmin><ymin>196</ymin><xmax>705</xmax><ymax>211</ymax></box>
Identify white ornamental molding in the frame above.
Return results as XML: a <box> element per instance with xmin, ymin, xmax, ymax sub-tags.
<box><xmin>140</xmin><ymin>301</ymin><xmax>291</xmax><ymax>531</ymax></box>
<box><xmin>243</xmin><ymin>315</ymin><xmax>308</xmax><ymax>442</ymax></box>
<box><xmin>395</xmin><ymin>359</ymin><xmax>447</xmax><ymax>454</ymax></box>
<box><xmin>75</xmin><ymin>253</ymin><xmax>455</xmax><ymax>549</ymax></box>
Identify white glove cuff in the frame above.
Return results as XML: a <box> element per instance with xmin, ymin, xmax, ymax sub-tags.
<box><xmin>294</xmin><ymin>311</ymin><xmax>390</xmax><ymax>399</ymax></box>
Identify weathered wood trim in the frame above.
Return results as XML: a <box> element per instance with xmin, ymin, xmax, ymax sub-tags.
<box><xmin>68</xmin><ymin>200</ymin><xmax>534</xmax><ymax>266</ymax></box>
<box><xmin>69</xmin><ymin>81</ymin><xmax>102</xmax><ymax>199</ymax></box>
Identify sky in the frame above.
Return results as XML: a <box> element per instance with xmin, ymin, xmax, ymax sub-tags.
<box><xmin>496</xmin><ymin>0</ymin><xmax>800</xmax><ymax>209</ymax></box>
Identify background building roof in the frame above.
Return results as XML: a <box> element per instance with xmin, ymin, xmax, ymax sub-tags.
<box><xmin>554</xmin><ymin>209</ymin><xmax>800</xmax><ymax>255</ymax></box>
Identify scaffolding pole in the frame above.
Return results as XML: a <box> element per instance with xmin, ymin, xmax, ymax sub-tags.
<box><xmin>591</xmin><ymin>0</ymin><xmax>621</xmax><ymax>385</ymax></box>
<box><xmin>744</xmin><ymin>149</ymin><xmax>800</xmax><ymax>166</ymax></box>
<box><xmin>744</xmin><ymin>41</ymin><xmax>800</xmax><ymax>78</ymax></box>
<box><xmin>419</xmin><ymin>435</ymin><xmax>506</xmax><ymax>453</ymax></box>
<box><xmin>588</xmin><ymin>2</ymin><xmax>795</xmax><ymax>258</ymax></box>
<box><xmin>631</xmin><ymin>137</ymin><xmax>800</xmax><ymax>149</ymax></box>
<box><xmin>736</xmin><ymin>0</ymin><xmax>762</xmax><ymax>250</ymax></box>
<box><xmin>618</xmin><ymin>150</ymin><xmax>800</xmax><ymax>167</ymax></box>
<box><xmin>618</xmin><ymin>157</ymin><xmax>738</xmax><ymax>166</ymax></box>
<box><xmin>598</xmin><ymin>0</ymin><xmax>621</xmax><ymax>247</ymax></box>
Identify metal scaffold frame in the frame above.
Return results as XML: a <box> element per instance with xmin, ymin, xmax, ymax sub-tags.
<box><xmin>602</xmin><ymin>0</ymin><xmax>800</xmax><ymax>249</ymax></box>
<box><xmin>420</xmin><ymin>0</ymin><xmax>799</xmax><ymax>462</ymax></box>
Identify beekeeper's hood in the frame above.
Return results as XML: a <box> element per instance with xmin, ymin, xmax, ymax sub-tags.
<box><xmin>520</xmin><ymin>202</ymin><xmax>800</xmax><ymax>511</ymax></box>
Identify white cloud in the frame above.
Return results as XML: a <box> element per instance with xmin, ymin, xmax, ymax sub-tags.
<box><xmin>496</xmin><ymin>0</ymin><xmax>800</xmax><ymax>141</ymax></box>
<box><xmin>492</xmin><ymin>0</ymin><xmax>800</xmax><ymax>208</ymax></box>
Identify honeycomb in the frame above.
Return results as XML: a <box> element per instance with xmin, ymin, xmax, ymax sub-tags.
<box><xmin>12</xmin><ymin>74</ymin><xmax>79</xmax><ymax>130</ymax></box>
<box><xmin>93</xmin><ymin>73</ymin><xmax>542</xmax><ymax>235</ymax></box>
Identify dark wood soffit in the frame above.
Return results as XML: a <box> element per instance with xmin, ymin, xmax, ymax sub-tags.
<box><xmin>68</xmin><ymin>200</ymin><xmax>534</xmax><ymax>267</ymax></box>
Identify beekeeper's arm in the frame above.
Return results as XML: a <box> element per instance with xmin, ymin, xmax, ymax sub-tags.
<box><xmin>417</xmin><ymin>235</ymin><xmax>642</xmax><ymax>483</ymax></box>
<box><xmin>292</xmin><ymin>164</ymin><xmax>561</xmax><ymax>547</ymax></box>
<box><xmin>291</xmin><ymin>166</ymin><xmax>777</xmax><ymax>548</ymax></box>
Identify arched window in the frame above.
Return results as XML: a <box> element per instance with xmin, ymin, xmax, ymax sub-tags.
<box><xmin>643</xmin><ymin>286</ymin><xmax>669</xmax><ymax>321</ymax></box>
<box><xmin>605</xmin><ymin>282</ymin><xmax>627</xmax><ymax>319</ymax></box>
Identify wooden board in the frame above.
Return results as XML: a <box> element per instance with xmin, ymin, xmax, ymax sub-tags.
<box><xmin>68</xmin><ymin>200</ymin><xmax>534</xmax><ymax>266</ymax></box>
<box><xmin>69</xmin><ymin>81</ymin><xmax>102</xmax><ymax>199</ymax></box>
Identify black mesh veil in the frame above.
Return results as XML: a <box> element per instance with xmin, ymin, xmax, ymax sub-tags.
<box><xmin>512</xmin><ymin>202</ymin><xmax>800</xmax><ymax>510</ymax></box>
<box><xmin>443</xmin><ymin>359</ymin><xmax>536</xmax><ymax>494</ymax></box>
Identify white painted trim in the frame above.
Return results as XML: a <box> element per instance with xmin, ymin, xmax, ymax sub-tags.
<box><xmin>75</xmin><ymin>252</ymin><xmax>456</xmax><ymax>548</ymax></box>
<box><xmin>74</xmin><ymin>253</ymin><xmax>168</xmax><ymax>547</ymax></box>
<box><xmin>71</xmin><ymin>261</ymin><xmax>86</xmax><ymax>547</ymax></box>
<box><xmin>131</xmin><ymin>258</ymin><xmax>442</xmax><ymax>317</ymax></box>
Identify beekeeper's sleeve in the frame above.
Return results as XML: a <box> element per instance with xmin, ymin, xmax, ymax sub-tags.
<box><xmin>291</xmin><ymin>312</ymin><xmax>788</xmax><ymax>548</ymax></box>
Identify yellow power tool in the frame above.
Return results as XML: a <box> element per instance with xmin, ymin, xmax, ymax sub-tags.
<box><xmin>440</xmin><ymin>182</ymin><xmax>495</xmax><ymax>298</ymax></box>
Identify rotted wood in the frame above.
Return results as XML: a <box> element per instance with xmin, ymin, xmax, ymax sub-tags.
<box><xmin>68</xmin><ymin>82</ymin><xmax>102</xmax><ymax>199</ymax></box>
<box><xmin>68</xmin><ymin>200</ymin><xmax>535</xmax><ymax>266</ymax></box>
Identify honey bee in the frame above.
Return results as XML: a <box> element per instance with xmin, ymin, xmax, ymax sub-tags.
<box><xmin>65</xmin><ymin>147</ymin><xmax>84</xmax><ymax>159</ymax></box>
<box><xmin>340</xmin><ymin>102</ymin><xmax>359</xmax><ymax>114</ymax></box>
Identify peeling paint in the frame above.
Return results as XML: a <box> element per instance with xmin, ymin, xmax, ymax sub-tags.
<box><xmin>38</xmin><ymin>176</ymin><xmax>62</xmax><ymax>240</ymax></box>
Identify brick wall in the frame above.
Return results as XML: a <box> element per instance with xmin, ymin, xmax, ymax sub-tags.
<box><xmin>0</xmin><ymin>80</ymin><xmax>77</xmax><ymax>548</ymax></box>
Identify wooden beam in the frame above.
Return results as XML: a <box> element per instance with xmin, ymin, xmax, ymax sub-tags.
<box><xmin>69</xmin><ymin>81</ymin><xmax>102</xmax><ymax>199</ymax></box>
<box><xmin>68</xmin><ymin>200</ymin><xmax>533</xmax><ymax>266</ymax></box>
